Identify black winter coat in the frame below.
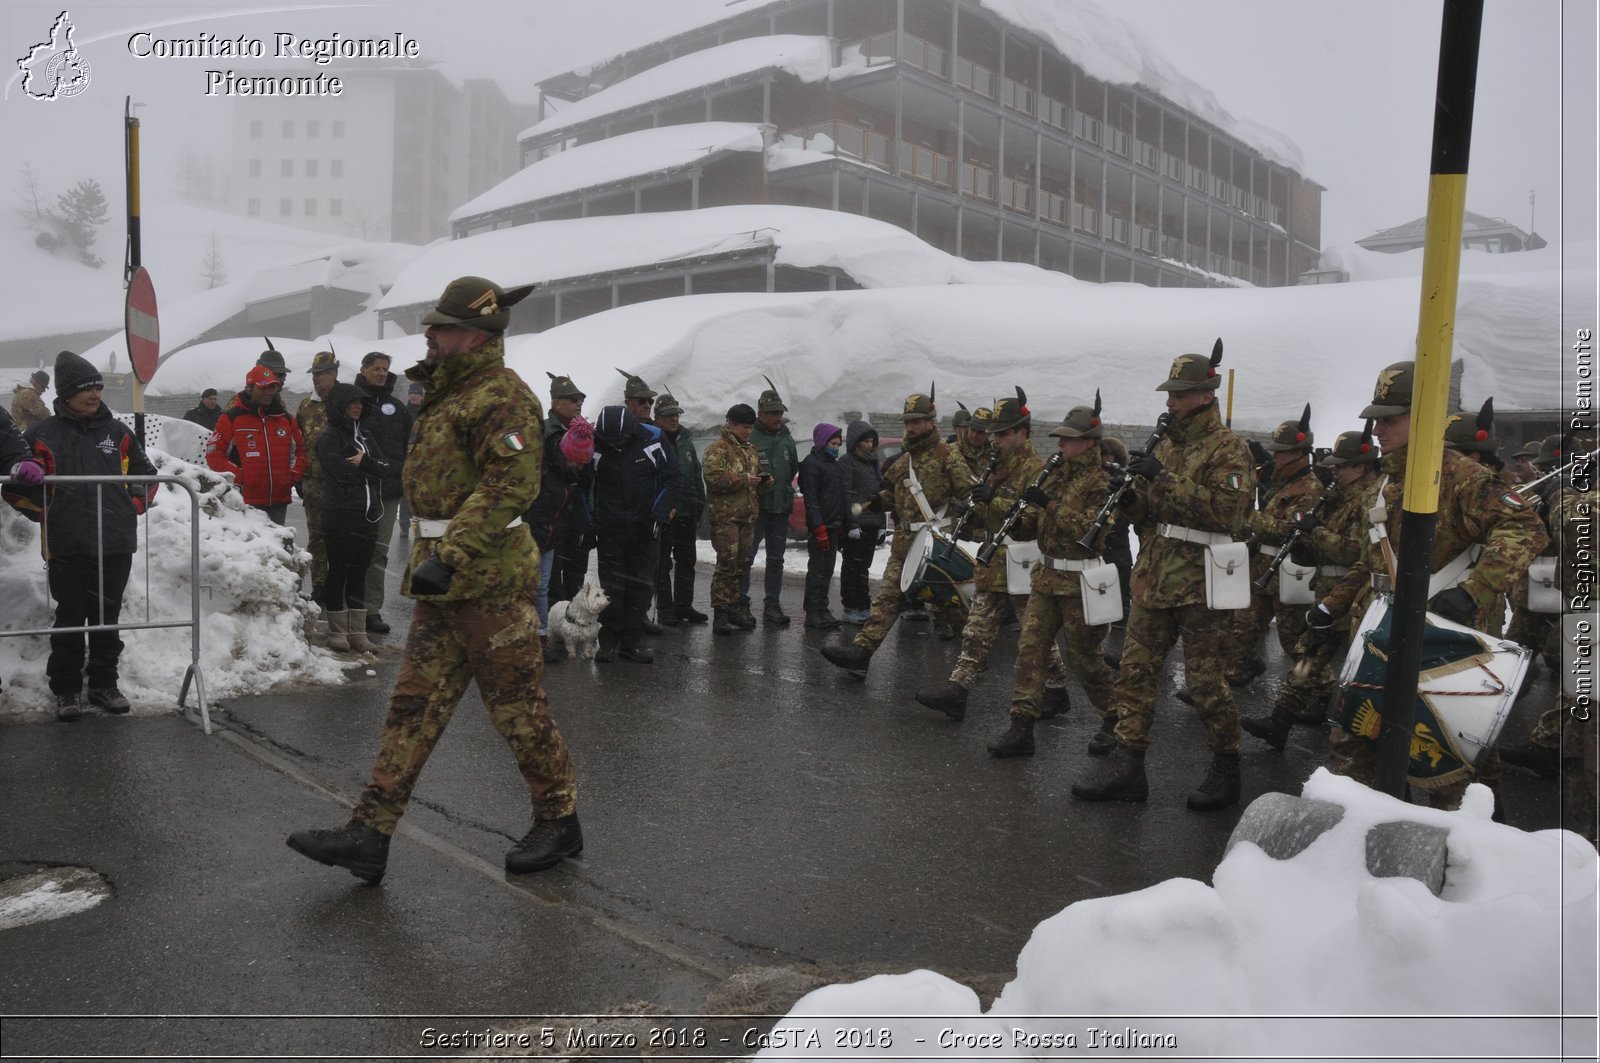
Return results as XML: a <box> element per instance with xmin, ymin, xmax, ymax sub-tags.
<box><xmin>589</xmin><ymin>407</ymin><xmax>676</xmax><ymax>529</ymax></box>
<box><xmin>799</xmin><ymin>448</ymin><xmax>846</xmax><ymax>530</ymax></box>
<box><xmin>315</xmin><ymin>383</ymin><xmax>390</xmax><ymax>536</ymax></box>
<box><xmin>838</xmin><ymin>419</ymin><xmax>885</xmax><ymax>534</ymax></box>
<box><xmin>182</xmin><ymin>403</ymin><xmax>222</xmax><ymax>432</ymax></box>
<box><xmin>8</xmin><ymin>399</ymin><xmax>156</xmax><ymax>558</ymax></box>
<box><xmin>0</xmin><ymin>406</ymin><xmax>30</xmax><ymax>472</ymax></box>
<box><xmin>358</xmin><ymin>372</ymin><xmax>412</xmax><ymax>500</ymax></box>
<box><xmin>524</xmin><ymin>427</ymin><xmax>591</xmax><ymax>551</ymax></box>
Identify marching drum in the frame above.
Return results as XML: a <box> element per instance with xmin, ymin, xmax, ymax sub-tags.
<box><xmin>900</xmin><ymin>526</ymin><xmax>977</xmax><ymax>611</ymax></box>
<box><xmin>1335</xmin><ymin>595</ymin><xmax>1531</xmax><ymax>788</ymax></box>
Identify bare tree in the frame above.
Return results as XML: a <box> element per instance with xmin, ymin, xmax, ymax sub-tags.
<box><xmin>343</xmin><ymin>199</ymin><xmax>386</xmax><ymax>240</ymax></box>
<box><xmin>199</xmin><ymin>230</ymin><xmax>227</xmax><ymax>288</ymax></box>
<box><xmin>173</xmin><ymin>145</ymin><xmax>218</xmax><ymax>203</ymax></box>
<box><xmin>16</xmin><ymin>161</ymin><xmax>48</xmax><ymax>222</ymax></box>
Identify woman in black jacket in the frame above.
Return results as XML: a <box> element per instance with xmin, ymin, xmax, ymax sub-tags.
<box><xmin>524</xmin><ymin>416</ymin><xmax>593</xmax><ymax>662</ymax></box>
<box><xmin>836</xmin><ymin>419</ymin><xmax>885</xmax><ymax>624</ymax></box>
<box><xmin>315</xmin><ymin>382</ymin><xmax>389</xmax><ymax>652</ymax></box>
<box><xmin>798</xmin><ymin>422</ymin><xmax>847</xmax><ymax>628</ymax></box>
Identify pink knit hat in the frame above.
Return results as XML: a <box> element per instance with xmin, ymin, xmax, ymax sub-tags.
<box><xmin>559</xmin><ymin>415</ymin><xmax>595</xmax><ymax>464</ymax></box>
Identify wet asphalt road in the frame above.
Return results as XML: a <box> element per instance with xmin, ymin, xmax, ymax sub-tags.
<box><xmin>0</xmin><ymin>550</ymin><xmax>1566</xmax><ymax>1059</ymax></box>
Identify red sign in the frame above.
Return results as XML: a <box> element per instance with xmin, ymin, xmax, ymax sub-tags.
<box><xmin>126</xmin><ymin>266</ymin><xmax>160</xmax><ymax>384</ymax></box>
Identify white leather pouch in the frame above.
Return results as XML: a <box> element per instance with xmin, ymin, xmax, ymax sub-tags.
<box><xmin>1204</xmin><ymin>542</ymin><xmax>1252</xmax><ymax>610</ymax></box>
<box><xmin>1078</xmin><ymin>561</ymin><xmax>1124</xmax><ymax>626</ymax></box>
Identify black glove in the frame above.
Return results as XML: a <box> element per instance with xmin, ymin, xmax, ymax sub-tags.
<box><xmin>1127</xmin><ymin>450</ymin><xmax>1163</xmax><ymax>481</ymax></box>
<box><xmin>1303</xmin><ymin>603</ymin><xmax>1337</xmax><ymax>650</ymax></box>
<box><xmin>1288</xmin><ymin>542</ymin><xmax>1317</xmax><ymax>568</ymax></box>
<box><xmin>1293</xmin><ymin>510</ymin><xmax>1321</xmax><ymax>535</ymax></box>
<box><xmin>969</xmin><ymin>482</ymin><xmax>995</xmax><ymax>504</ymax></box>
<box><xmin>1115</xmin><ymin>487</ymin><xmax>1141</xmax><ymax>512</ymax></box>
<box><xmin>410</xmin><ymin>555</ymin><xmax>456</xmax><ymax>596</ymax></box>
<box><xmin>1429</xmin><ymin>586</ymin><xmax>1477</xmax><ymax>626</ymax></box>
<box><xmin>1104</xmin><ymin>463</ymin><xmax>1127</xmax><ymax>490</ymax></box>
<box><xmin>949</xmin><ymin>499</ymin><xmax>971</xmax><ymax>519</ymax></box>
<box><xmin>1022</xmin><ymin>485</ymin><xmax>1049</xmax><ymax>508</ymax></box>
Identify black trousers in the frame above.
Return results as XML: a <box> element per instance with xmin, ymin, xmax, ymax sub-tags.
<box><xmin>597</xmin><ymin>522</ymin><xmax>657</xmax><ymax>647</ymax></box>
<box><xmin>323</xmin><ymin>528</ymin><xmax>378</xmax><ymax>611</ymax></box>
<box><xmin>839</xmin><ymin>531</ymin><xmax>876</xmax><ymax>611</ymax></box>
<box><xmin>803</xmin><ymin>528</ymin><xmax>841</xmax><ymax>615</ymax></box>
<box><xmin>549</xmin><ymin>523</ymin><xmax>591</xmax><ymax>605</ymax></box>
<box><xmin>47</xmin><ymin>553</ymin><xmax>133</xmax><ymax>695</ymax></box>
<box><xmin>655</xmin><ymin>513</ymin><xmax>699</xmax><ymax>613</ymax></box>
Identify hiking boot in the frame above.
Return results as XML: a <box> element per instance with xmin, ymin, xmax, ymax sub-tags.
<box><xmin>1500</xmin><ymin>741</ymin><xmax>1560</xmax><ymax>779</ymax></box>
<box><xmin>618</xmin><ymin>643</ymin><xmax>654</xmax><ymax>664</ymax></box>
<box><xmin>1086</xmin><ymin>714</ymin><xmax>1119</xmax><ymax>756</ymax></box>
<box><xmin>1240</xmin><ymin>713</ymin><xmax>1291</xmax><ymax>750</ymax></box>
<box><xmin>713</xmin><ymin>607</ymin><xmax>734</xmax><ymax>636</ymax></box>
<box><xmin>1227</xmin><ymin>657</ymin><xmax>1267</xmax><ymax>688</ymax></box>
<box><xmin>805</xmin><ymin>611</ymin><xmax>842</xmax><ymax>630</ymax></box>
<box><xmin>1071</xmin><ymin>744</ymin><xmax>1149</xmax><ymax>802</ymax></box>
<box><xmin>1186</xmin><ymin>752</ymin><xmax>1242</xmax><ymax>812</ymax></box>
<box><xmin>286</xmin><ymin>822</ymin><xmax>390</xmax><ymax>884</ymax></box>
<box><xmin>678</xmin><ymin>604</ymin><xmax>709</xmax><ymax>625</ymax></box>
<box><xmin>87</xmin><ymin>687</ymin><xmax>131</xmax><ymax>714</ymax></box>
<box><xmin>915</xmin><ymin>681</ymin><xmax>968</xmax><ymax>721</ymax></box>
<box><xmin>987</xmin><ymin>715</ymin><xmax>1036</xmax><ymax>758</ymax></box>
<box><xmin>730</xmin><ymin>603</ymin><xmax>757</xmax><ymax>631</ymax></box>
<box><xmin>326</xmin><ymin>610</ymin><xmax>351</xmax><ymax>653</ymax></box>
<box><xmin>345</xmin><ymin>610</ymin><xmax>377</xmax><ymax>653</ymax></box>
<box><xmin>505</xmin><ymin>813</ymin><xmax>583</xmax><ymax>874</ymax></box>
<box><xmin>820</xmin><ymin>640</ymin><xmax>873</xmax><ymax>676</ymax></box>
<box><xmin>1039</xmin><ymin>685</ymin><xmax>1072</xmax><ymax>719</ymax></box>
<box><xmin>365</xmin><ymin>612</ymin><xmax>391</xmax><ymax>634</ymax></box>
<box><xmin>55</xmin><ymin>692</ymin><xmax>82</xmax><ymax>722</ymax></box>
<box><xmin>763</xmin><ymin>602</ymin><xmax>791</xmax><ymax>627</ymax></box>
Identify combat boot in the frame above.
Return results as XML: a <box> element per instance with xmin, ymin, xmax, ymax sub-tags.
<box><xmin>1085</xmin><ymin>714</ymin><xmax>1119</xmax><ymax>756</ymax></box>
<box><xmin>987</xmin><ymin>715</ymin><xmax>1036</xmax><ymax>758</ymax></box>
<box><xmin>915</xmin><ymin>681</ymin><xmax>968</xmax><ymax>721</ymax></box>
<box><xmin>55</xmin><ymin>692</ymin><xmax>82</xmax><ymax>722</ymax></box>
<box><xmin>326</xmin><ymin>610</ymin><xmax>351</xmax><ymax>653</ymax></box>
<box><xmin>820</xmin><ymin>640</ymin><xmax>873</xmax><ymax>677</ymax></box>
<box><xmin>1071</xmin><ymin>744</ymin><xmax>1148</xmax><ymax>802</ymax></box>
<box><xmin>1186</xmin><ymin>752</ymin><xmax>1241</xmax><ymax>812</ymax></box>
<box><xmin>505</xmin><ymin>813</ymin><xmax>583</xmax><ymax>874</ymax></box>
<box><xmin>1227</xmin><ymin>657</ymin><xmax>1267</xmax><ymax>688</ymax></box>
<box><xmin>345</xmin><ymin>610</ymin><xmax>377</xmax><ymax>653</ymax></box>
<box><xmin>366</xmin><ymin>612</ymin><xmax>391</xmax><ymax>634</ymax></box>
<box><xmin>286</xmin><ymin>822</ymin><xmax>390</xmax><ymax>883</ymax></box>
<box><xmin>87</xmin><ymin>687</ymin><xmax>131</xmax><ymax>714</ymax></box>
<box><xmin>1240</xmin><ymin>711</ymin><xmax>1292</xmax><ymax>750</ymax></box>
<box><xmin>805</xmin><ymin>610</ymin><xmax>842</xmax><ymax>630</ymax></box>
<box><xmin>678</xmin><ymin>603</ymin><xmax>709</xmax><ymax>625</ymax></box>
<box><xmin>713</xmin><ymin>607</ymin><xmax>734</xmax><ymax>636</ymax></box>
<box><xmin>730</xmin><ymin>602</ymin><xmax>758</xmax><ymax>631</ymax></box>
<box><xmin>1174</xmin><ymin>687</ymin><xmax>1197</xmax><ymax>707</ymax></box>
<box><xmin>594</xmin><ymin>629</ymin><xmax>620</xmax><ymax>663</ymax></box>
<box><xmin>1039</xmin><ymin>685</ymin><xmax>1071</xmax><ymax>719</ymax></box>
<box><xmin>763</xmin><ymin>602</ymin><xmax>791</xmax><ymax>627</ymax></box>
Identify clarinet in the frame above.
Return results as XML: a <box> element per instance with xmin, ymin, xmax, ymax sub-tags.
<box><xmin>1252</xmin><ymin>484</ymin><xmax>1333</xmax><ymax>591</ymax></box>
<box><xmin>1076</xmin><ymin>412</ymin><xmax>1174</xmax><ymax>552</ymax></box>
<box><xmin>949</xmin><ymin>447</ymin><xmax>1002</xmax><ymax>542</ymax></box>
<box><xmin>976</xmin><ymin>452</ymin><xmax>1063</xmax><ymax>566</ymax></box>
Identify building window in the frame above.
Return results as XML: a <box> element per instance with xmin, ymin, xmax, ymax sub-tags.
<box><xmin>330</xmin><ymin>198</ymin><xmax>342</xmax><ymax>217</ymax></box>
<box><xmin>330</xmin><ymin>159</ymin><xmax>344</xmax><ymax>178</ymax></box>
<box><xmin>332</xmin><ymin>120</ymin><xmax>345</xmax><ymax>138</ymax></box>
<box><xmin>279</xmin><ymin>198</ymin><xmax>292</xmax><ymax>216</ymax></box>
<box><xmin>305</xmin><ymin>198</ymin><xmax>317</xmax><ymax>216</ymax></box>
<box><xmin>248</xmin><ymin>158</ymin><xmax>260</xmax><ymax>177</ymax></box>
<box><xmin>282</xmin><ymin>119</ymin><xmax>294</xmax><ymax>137</ymax></box>
<box><xmin>307</xmin><ymin>119</ymin><xmax>320</xmax><ymax>138</ymax></box>
<box><xmin>305</xmin><ymin>159</ymin><xmax>318</xmax><ymax>178</ymax></box>
<box><xmin>281</xmin><ymin>159</ymin><xmax>293</xmax><ymax>177</ymax></box>
<box><xmin>247</xmin><ymin>198</ymin><xmax>260</xmax><ymax>216</ymax></box>
<box><xmin>249</xmin><ymin>119</ymin><xmax>262</xmax><ymax>139</ymax></box>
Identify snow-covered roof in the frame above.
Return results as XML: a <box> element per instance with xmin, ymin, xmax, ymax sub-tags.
<box><xmin>1359</xmin><ymin>210</ymin><xmax>1533</xmax><ymax>245</ymax></box>
<box><xmin>377</xmin><ymin>204</ymin><xmax>1058</xmax><ymax>315</ymax></box>
<box><xmin>538</xmin><ymin>0</ymin><xmax>1306</xmax><ymax>173</ymax></box>
<box><xmin>521</xmin><ymin>35</ymin><xmax>836</xmax><ymax>143</ymax></box>
<box><xmin>452</xmin><ymin>123</ymin><xmax>769</xmax><ymax>225</ymax></box>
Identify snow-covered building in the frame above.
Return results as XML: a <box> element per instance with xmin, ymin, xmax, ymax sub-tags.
<box><xmin>482</xmin><ymin>0</ymin><xmax>1321</xmax><ymax>290</ymax></box>
<box><xmin>1357</xmin><ymin>210</ymin><xmax>1547</xmax><ymax>256</ymax></box>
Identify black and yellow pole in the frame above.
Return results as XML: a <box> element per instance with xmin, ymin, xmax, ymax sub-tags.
<box><xmin>1375</xmin><ymin>0</ymin><xmax>1483</xmax><ymax>797</ymax></box>
<box><xmin>125</xmin><ymin>96</ymin><xmax>144</xmax><ymax>440</ymax></box>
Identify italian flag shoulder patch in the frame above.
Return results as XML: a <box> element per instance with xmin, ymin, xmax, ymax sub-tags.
<box><xmin>502</xmin><ymin>431</ymin><xmax>527</xmax><ymax>452</ymax></box>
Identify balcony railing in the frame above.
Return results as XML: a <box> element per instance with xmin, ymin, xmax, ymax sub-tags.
<box><xmin>897</xmin><ymin>141</ymin><xmax>954</xmax><ymax>189</ymax></box>
<box><xmin>1001</xmin><ymin>76</ymin><xmax>1034</xmax><ymax>117</ymax></box>
<box><xmin>955</xmin><ymin>56</ymin><xmax>996</xmax><ymax>98</ymax></box>
<box><xmin>794</xmin><ymin>120</ymin><xmax>892</xmax><ymax>169</ymax></box>
<box><xmin>961</xmin><ymin>161</ymin><xmax>997</xmax><ymax>202</ymax></box>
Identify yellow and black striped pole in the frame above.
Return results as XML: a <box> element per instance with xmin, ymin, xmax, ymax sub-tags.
<box><xmin>125</xmin><ymin>96</ymin><xmax>145</xmax><ymax>440</ymax></box>
<box><xmin>1375</xmin><ymin>0</ymin><xmax>1483</xmax><ymax>796</ymax></box>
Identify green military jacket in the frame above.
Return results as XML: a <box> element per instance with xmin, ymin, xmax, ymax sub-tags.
<box><xmin>1012</xmin><ymin>446</ymin><xmax>1112</xmax><ymax>596</ymax></box>
<box><xmin>750</xmin><ymin>421</ymin><xmax>799</xmax><ymax>516</ymax></box>
<box><xmin>1308</xmin><ymin>470</ymin><xmax>1376</xmax><ymax>599</ymax></box>
<box><xmin>1245</xmin><ymin>463</ymin><xmax>1324</xmax><ymax>591</ymax></box>
<box><xmin>958</xmin><ymin>436</ymin><xmax>991</xmax><ymax>478</ymax></box>
<box><xmin>702</xmin><ymin>428</ymin><xmax>759</xmax><ymax>525</ymax></box>
<box><xmin>666</xmin><ymin>428</ymin><xmax>706</xmax><ymax>518</ymax></box>
<box><xmin>968</xmin><ymin>443</ymin><xmax>1043</xmax><ymax>593</ymax></box>
<box><xmin>1321</xmin><ymin>444</ymin><xmax>1549</xmax><ymax>625</ymax></box>
<box><xmin>400</xmin><ymin>337</ymin><xmax>543</xmax><ymax>602</ymax></box>
<box><xmin>1123</xmin><ymin>401</ymin><xmax>1255</xmax><ymax>608</ymax></box>
<box><xmin>882</xmin><ymin>429</ymin><xmax>971</xmax><ymax>560</ymax></box>
<box><xmin>295</xmin><ymin>396</ymin><xmax>329</xmax><ymax>501</ymax></box>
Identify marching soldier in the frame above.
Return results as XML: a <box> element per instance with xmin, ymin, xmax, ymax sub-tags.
<box><xmin>915</xmin><ymin>389</ymin><xmax>1070</xmax><ymax>723</ymax></box>
<box><xmin>1240</xmin><ymin>425</ymin><xmax>1379</xmax><ymax>748</ymax></box>
<box><xmin>986</xmin><ymin>397</ymin><xmax>1120</xmax><ymax>758</ymax></box>
<box><xmin>820</xmin><ymin>388</ymin><xmax>970</xmax><ymax>677</ymax></box>
<box><xmin>1310</xmin><ymin>361</ymin><xmax>1548</xmax><ymax>808</ymax></box>
<box><xmin>288</xmin><ymin>275</ymin><xmax>580</xmax><ymax>883</ymax></box>
<box><xmin>1071</xmin><ymin>343</ymin><xmax>1255</xmax><ymax>811</ymax></box>
<box><xmin>702</xmin><ymin>403</ymin><xmax>763</xmax><ymax>635</ymax></box>
<box><xmin>296</xmin><ymin>350</ymin><xmax>340</xmax><ymax>609</ymax></box>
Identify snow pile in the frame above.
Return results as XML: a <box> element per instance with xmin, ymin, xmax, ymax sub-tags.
<box><xmin>0</xmin><ymin>439</ymin><xmax>345</xmax><ymax>718</ymax></box>
<box><xmin>756</xmin><ymin>771</ymin><xmax>1597</xmax><ymax>1060</ymax></box>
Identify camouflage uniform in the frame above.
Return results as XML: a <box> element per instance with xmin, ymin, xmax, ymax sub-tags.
<box><xmin>1110</xmin><ymin>400</ymin><xmax>1255</xmax><ymax>754</ymax></box>
<box><xmin>296</xmin><ymin>395</ymin><xmax>330</xmax><ymax>596</ymax></box>
<box><xmin>10</xmin><ymin>383</ymin><xmax>49</xmax><ymax>432</ymax></box>
<box><xmin>702</xmin><ymin>426</ymin><xmax>760</xmax><ymax>608</ymax></box>
<box><xmin>1229</xmin><ymin>463</ymin><xmax>1324</xmax><ymax>673</ymax></box>
<box><xmin>854</xmin><ymin>426</ymin><xmax>971</xmax><ymax>651</ymax></box>
<box><xmin>950</xmin><ymin>443</ymin><xmax>1066</xmax><ymax>691</ymax></box>
<box><xmin>1008</xmin><ymin>446</ymin><xmax>1117</xmax><ymax>720</ymax></box>
<box><xmin>351</xmin><ymin>334</ymin><xmax>575</xmax><ymax>836</ymax></box>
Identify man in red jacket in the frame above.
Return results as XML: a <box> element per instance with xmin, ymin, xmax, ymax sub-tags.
<box><xmin>206</xmin><ymin>365</ymin><xmax>305</xmax><ymax>523</ymax></box>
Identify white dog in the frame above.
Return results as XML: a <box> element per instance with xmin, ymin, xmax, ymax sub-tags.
<box><xmin>548</xmin><ymin>580</ymin><xmax>609</xmax><ymax>661</ymax></box>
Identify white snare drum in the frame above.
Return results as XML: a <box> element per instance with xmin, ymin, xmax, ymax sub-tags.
<box><xmin>901</xmin><ymin>527</ymin><xmax>937</xmax><ymax>594</ymax></box>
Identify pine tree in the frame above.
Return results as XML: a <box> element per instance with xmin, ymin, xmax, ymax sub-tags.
<box><xmin>56</xmin><ymin>178</ymin><xmax>109</xmax><ymax>266</ymax></box>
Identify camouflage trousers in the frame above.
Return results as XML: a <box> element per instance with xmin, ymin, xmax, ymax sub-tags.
<box><xmin>303</xmin><ymin>494</ymin><xmax>327</xmax><ymax>598</ymax></box>
<box><xmin>1110</xmin><ymin>600</ymin><xmax>1241</xmax><ymax>755</ymax></box>
<box><xmin>1269</xmin><ymin>636</ymin><xmax>1347</xmax><ymax>724</ymax></box>
<box><xmin>1228</xmin><ymin>581</ymin><xmax>1306</xmax><ymax>678</ymax></box>
<box><xmin>855</xmin><ymin>546</ymin><xmax>963</xmax><ymax>651</ymax></box>
<box><xmin>1326</xmin><ymin>725</ymin><xmax>1502</xmax><ymax>812</ymax></box>
<box><xmin>351</xmin><ymin>592</ymin><xmax>576</xmax><ymax>836</ymax></box>
<box><xmin>710</xmin><ymin>522</ymin><xmax>753</xmax><ymax>608</ymax></box>
<box><xmin>950</xmin><ymin>590</ymin><xmax>1064</xmax><ymax>690</ymax></box>
<box><xmin>1011</xmin><ymin>591</ymin><xmax>1117</xmax><ymax>720</ymax></box>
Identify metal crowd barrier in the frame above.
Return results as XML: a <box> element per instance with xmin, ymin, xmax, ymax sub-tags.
<box><xmin>0</xmin><ymin>474</ymin><xmax>210</xmax><ymax>733</ymax></box>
